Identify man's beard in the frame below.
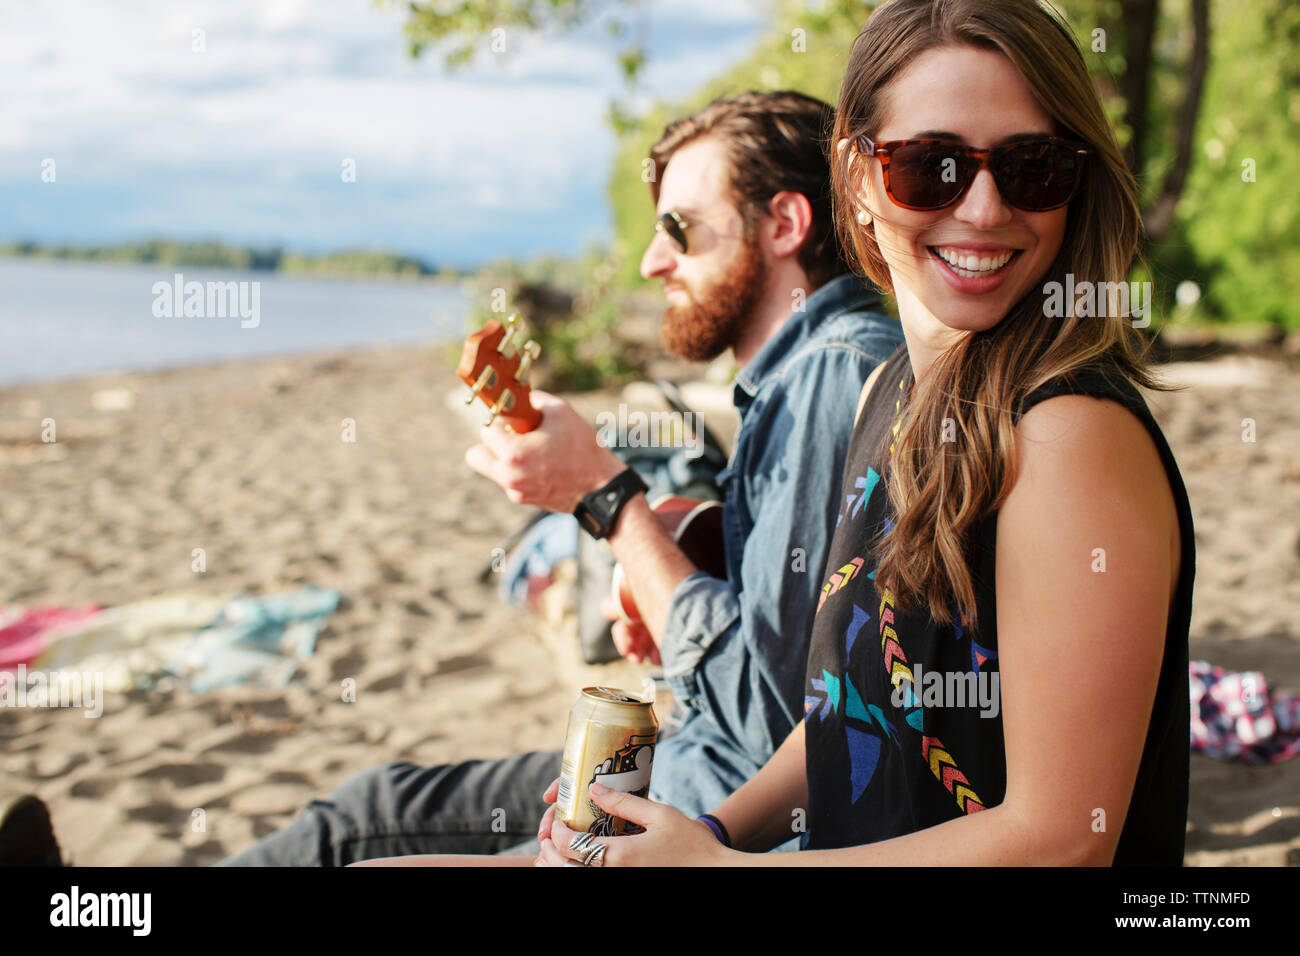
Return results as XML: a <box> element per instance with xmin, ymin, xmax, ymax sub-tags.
<box><xmin>660</xmin><ymin>234</ymin><xmax>765</xmax><ymax>362</ymax></box>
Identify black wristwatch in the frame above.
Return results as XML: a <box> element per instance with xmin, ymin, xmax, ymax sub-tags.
<box><xmin>573</xmin><ymin>467</ymin><xmax>648</xmax><ymax>540</ymax></box>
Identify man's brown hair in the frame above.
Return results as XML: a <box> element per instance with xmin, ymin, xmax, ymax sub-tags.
<box><xmin>648</xmin><ymin>90</ymin><xmax>849</xmax><ymax>290</ymax></box>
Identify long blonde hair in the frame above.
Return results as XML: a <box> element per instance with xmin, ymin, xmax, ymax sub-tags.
<box><xmin>829</xmin><ymin>0</ymin><xmax>1179</xmax><ymax>633</ymax></box>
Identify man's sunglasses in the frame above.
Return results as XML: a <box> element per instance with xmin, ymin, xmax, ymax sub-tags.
<box><xmin>854</xmin><ymin>135</ymin><xmax>1089</xmax><ymax>212</ymax></box>
<box><xmin>654</xmin><ymin>210</ymin><xmax>691</xmax><ymax>254</ymax></box>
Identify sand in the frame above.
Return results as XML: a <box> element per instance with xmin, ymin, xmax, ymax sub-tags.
<box><xmin>1</xmin><ymin>343</ymin><xmax>1297</xmax><ymax>866</ymax></box>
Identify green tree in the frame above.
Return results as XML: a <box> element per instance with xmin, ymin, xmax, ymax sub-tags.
<box><xmin>1166</xmin><ymin>0</ymin><xmax>1300</xmax><ymax>327</ymax></box>
<box><xmin>400</xmin><ymin>0</ymin><xmax>1297</xmax><ymax>331</ymax></box>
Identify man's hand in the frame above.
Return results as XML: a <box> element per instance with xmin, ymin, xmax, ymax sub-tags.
<box><xmin>602</xmin><ymin>594</ymin><xmax>660</xmax><ymax>666</ymax></box>
<box><xmin>464</xmin><ymin>390</ymin><xmax>625</xmax><ymax>513</ymax></box>
<box><xmin>468</xmin><ymin>390</ymin><xmax>693</xmax><ymax>650</ymax></box>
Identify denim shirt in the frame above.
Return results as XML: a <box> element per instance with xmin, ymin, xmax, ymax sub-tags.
<box><xmin>648</xmin><ymin>273</ymin><xmax>905</xmax><ymax>818</ymax></box>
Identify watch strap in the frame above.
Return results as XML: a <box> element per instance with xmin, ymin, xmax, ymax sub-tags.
<box><xmin>574</xmin><ymin>468</ymin><xmax>647</xmax><ymax>540</ymax></box>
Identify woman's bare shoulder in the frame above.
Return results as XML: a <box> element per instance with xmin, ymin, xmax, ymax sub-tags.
<box><xmin>1011</xmin><ymin>393</ymin><xmax>1170</xmax><ymax>500</ymax></box>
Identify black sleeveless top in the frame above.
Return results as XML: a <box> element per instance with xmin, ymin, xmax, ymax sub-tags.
<box><xmin>802</xmin><ymin>344</ymin><xmax>1194</xmax><ymax>865</ymax></box>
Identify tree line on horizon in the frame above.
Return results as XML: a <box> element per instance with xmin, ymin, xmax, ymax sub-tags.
<box><xmin>0</xmin><ymin>239</ymin><xmax>465</xmax><ymax>280</ymax></box>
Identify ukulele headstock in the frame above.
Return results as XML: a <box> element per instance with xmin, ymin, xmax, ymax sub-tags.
<box><xmin>455</xmin><ymin>312</ymin><xmax>542</xmax><ymax>433</ymax></box>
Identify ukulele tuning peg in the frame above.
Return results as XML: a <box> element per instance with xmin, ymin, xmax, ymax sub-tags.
<box><xmin>485</xmin><ymin>388</ymin><xmax>515</xmax><ymax>426</ymax></box>
<box><xmin>516</xmin><ymin>340</ymin><xmax>540</xmax><ymax>379</ymax></box>
<box><xmin>498</xmin><ymin>312</ymin><xmax>525</xmax><ymax>356</ymax></box>
<box><xmin>465</xmin><ymin>366</ymin><xmax>497</xmax><ymax>405</ymax></box>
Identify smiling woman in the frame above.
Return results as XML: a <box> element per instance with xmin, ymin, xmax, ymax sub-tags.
<box><xmin>528</xmin><ymin>0</ymin><xmax>1198</xmax><ymax>868</ymax></box>
<box><xmin>827</xmin><ymin>4</ymin><xmax>1176</xmax><ymax>648</ymax></box>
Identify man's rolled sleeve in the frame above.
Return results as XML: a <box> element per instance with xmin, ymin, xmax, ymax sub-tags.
<box><xmin>660</xmin><ymin>571</ymin><xmax>740</xmax><ymax>683</ymax></box>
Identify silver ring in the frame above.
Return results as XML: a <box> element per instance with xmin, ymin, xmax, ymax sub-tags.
<box><xmin>568</xmin><ymin>831</ymin><xmax>596</xmax><ymax>854</ymax></box>
<box><xmin>580</xmin><ymin>841</ymin><xmax>607</xmax><ymax>867</ymax></box>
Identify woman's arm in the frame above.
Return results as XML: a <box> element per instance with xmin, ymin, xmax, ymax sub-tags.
<box><xmin>710</xmin><ymin>721</ymin><xmax>808</xmax><ymax>852</ymax></box>
<box><xmin>347</xmin><ymin>855</ymin><xmax>536</xmax><ymax>867</ymax></box>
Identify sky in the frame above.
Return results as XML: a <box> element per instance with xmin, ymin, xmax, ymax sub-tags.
<box><xmin>1</xmin><ymin>0</ymin><xmax>769</xmax><ymax>270</ymax></box>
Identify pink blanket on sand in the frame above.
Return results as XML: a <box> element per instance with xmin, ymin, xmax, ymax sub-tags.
<box><xmin>0</xmin><ymin>606</ymin><xmax>102</xmax><ymax>670</ymax></box>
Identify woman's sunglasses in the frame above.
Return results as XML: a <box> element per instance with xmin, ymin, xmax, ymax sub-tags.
<box><xmin>854</xmin><ymin>135</ymin><xmax>1089</xmax><ymax>212</ymax></box>
<box><xmin>654</xmin><ymin>210</ymin><xmax>691</xmax><ymax>254</ymax></box>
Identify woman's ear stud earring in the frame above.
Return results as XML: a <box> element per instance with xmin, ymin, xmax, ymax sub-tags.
<box><xmin>856</xmin><ymin>210</ymin><xmax>871</xmax><ymax>226</ymax></box>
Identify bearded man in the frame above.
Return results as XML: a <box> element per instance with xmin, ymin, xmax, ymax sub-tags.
<box><xmin>218</xmin><ymin>90</ymin><xmax>903</xmax><ymax>865</ymax></box>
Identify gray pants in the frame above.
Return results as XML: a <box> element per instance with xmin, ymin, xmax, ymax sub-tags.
<box><xmin>217</xmin><ymin>750</ymin><xmax>561</xmax><ymax>866</ymax></box>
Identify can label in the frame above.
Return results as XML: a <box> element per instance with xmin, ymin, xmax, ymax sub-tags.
<box><xmin>559</xmin><ymin>732</ymin><xmax>656</xmax><ymax>836</ymax></box>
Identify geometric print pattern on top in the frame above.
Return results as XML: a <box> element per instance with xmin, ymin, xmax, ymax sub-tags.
<box><xmin>810</xmin><ymin>367</ymin><xmax>986</xmax><ymax>813</ymax></box>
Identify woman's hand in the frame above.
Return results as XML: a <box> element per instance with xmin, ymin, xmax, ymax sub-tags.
<box><xmin>535</xmin><ymin>777</ymin><xmax>560</xmax><ymax>855</ymax></box>
<box><xmin>535</xmin><ymin>783</ymin><xmax>735</xmax><ymax>866</ymax></box>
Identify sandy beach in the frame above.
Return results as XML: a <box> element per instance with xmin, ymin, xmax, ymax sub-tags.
<box><xmin>1</xmin><ymin>341</ymin><xmax>1297</xmax><ymax>866</ymax></box>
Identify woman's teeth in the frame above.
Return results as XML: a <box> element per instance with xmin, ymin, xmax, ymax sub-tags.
<box><xmin>933</xmin><ymin>247</ymin><xmax>1014</xmax><ymax>277</ymax></box>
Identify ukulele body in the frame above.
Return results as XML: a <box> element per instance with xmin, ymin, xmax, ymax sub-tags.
<box><xmin>612</xmin><ymin>495</ymin><xmax>727</xmax><ymax>624</ymax></box>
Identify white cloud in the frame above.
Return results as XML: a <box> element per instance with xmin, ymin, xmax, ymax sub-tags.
<box><xmin>1</xmin><ymin>0</ymin><xmax>764</xmax><ymax>259</ymax></box>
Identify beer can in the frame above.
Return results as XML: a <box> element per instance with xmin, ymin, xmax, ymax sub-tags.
<box><xmin>556</xmin><ymin>686</ymin><xmax>658</xmax><ymax>836</ymax></box>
